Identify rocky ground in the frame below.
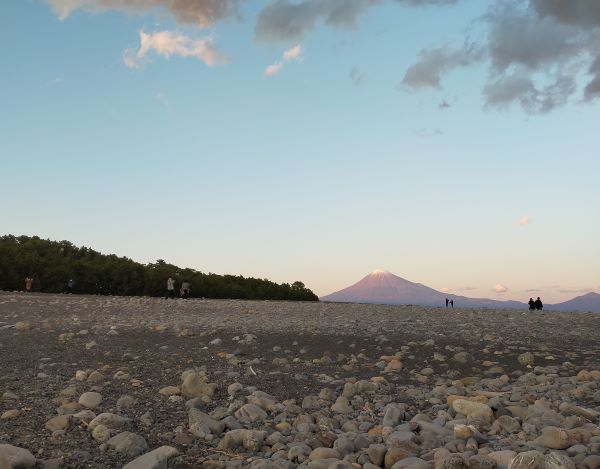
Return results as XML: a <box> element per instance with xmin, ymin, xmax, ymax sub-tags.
<box><xmin>0</xmin><ymin>292</ymin><xmax>599</xmax><ymax>469</ymax></box>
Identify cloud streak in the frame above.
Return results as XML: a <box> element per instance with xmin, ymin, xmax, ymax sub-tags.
<box><xmin>123</xmin><ymin>30</ymin><xmax>226</xmax><ymax>69</ymax></box>
<box><xmin>402</xmin><ymin>43</ymin><xmax>482</xmax><ymax>89</ymax></box>
<box><xmin>48</xmin><ymin>0</ymin><xmax>240</xmax><ymax>27</ymax></box>
<box><xmin>264</xmin><ymin>44</ymin><xmax>303</xmax><ymax>77</ymax></box>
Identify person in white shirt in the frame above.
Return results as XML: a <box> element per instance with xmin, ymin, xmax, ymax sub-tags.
<box><xmin>166</xmin><ymin>277</ymin><xmax>175</xmax><ymax>299</ymax></box>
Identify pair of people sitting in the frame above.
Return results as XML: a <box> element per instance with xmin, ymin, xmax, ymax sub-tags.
<box><xmin>528</xmin><ymin>297</ymin><xmax>543</xmax><ymax>311</ymax></box>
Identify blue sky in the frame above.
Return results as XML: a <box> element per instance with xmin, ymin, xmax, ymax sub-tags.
<box><xmin>1</xmin><ymin>0</ymin><xmax>599</xmax><ymax>302</ymax></box>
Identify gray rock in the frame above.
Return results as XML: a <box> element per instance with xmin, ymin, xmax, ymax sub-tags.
<box><xmin>78</xmin><ymin>391</ymin><xmax>102</xmax><ymax>409</ymax></box>
<box><xmin>106</xmin><ymin>432</ymin><xmax>149</xmax><ymax>459</ymax></box>
<box><xmin>235</xmin><ymin>403</ymin><xmax>268</xmax><ymax>423</ymax></box>
<box><xmin>0</xmin><ymin>445</ymin><xmax>36</xmax><ymax>469</ymax></box>
<box><xmin>122</xmin><ymin>446</ymin><xmax>179</xmax><ymax>469</ymax></box>
<box><xmin>188</xmin><ymin>408</ymin><xmax>225</xmax><ymax>437</ymax></box>
<box><xmin>88</xmin><ymin>413</ymin><xmax>131</xmax><ymax>430</ymax></box>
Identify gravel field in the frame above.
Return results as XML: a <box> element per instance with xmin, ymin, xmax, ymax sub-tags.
<box><xmin>1</xmin><ymin>293</ymin><xmax>599</xmax><ymax>469</ymax></box>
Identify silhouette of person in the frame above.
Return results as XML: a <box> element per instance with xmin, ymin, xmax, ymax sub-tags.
<box><xmin>445</xmin><ymin>298</ymin><xmax>449</xmax><ymax>307</ymax></box>
<box><xmin>534</xmin><ymin>297</ymin><xmax>543</xmax><ymax>311</ymax></box>
<box><xmin>450</xmin><ymin>299</ymin><xmax>454</xmax><ymax>308</ymax></box>
<box><xmin>528</xmin><ymin>298</ymin><xmax>535</xmax><ymax>311</ymax></box>
<box><xmin>166</xmin><ymin>277</ymin><xmax>175</xmax><ymax>299</ymax></box>
<box><xmin>24</xmin><ymin>275</ymin><xmax>33</xmax><ymax>292</ymax></box>
<box><xmin>67</xmin><ymin>279</ymin><xmax>75</xmax><ymax>294</ymax></box>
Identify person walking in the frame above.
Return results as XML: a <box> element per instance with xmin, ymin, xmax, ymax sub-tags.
<box><xmin>528</xmin><ymin>298</ymin><xmax>536</xmax><ymax>311</ymax></box>
<box><xmin>166</xmin><ymin>277</ymin><xmax>175</xmax><ymax>299</ymax></box>
<box><xmin>534</xmin><ymin>297</ymin><xmax>543</xmax><ymax>311</ymax></box>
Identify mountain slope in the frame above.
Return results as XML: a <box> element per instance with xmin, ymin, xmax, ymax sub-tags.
<box><xmin>321</xmin><ymin>270</ymin><xmax>526</xmax><ymax>309</ymax></box>
<box><xmin>547</xmin><ymin>292</ymin><xmax>600</xmax><ymax>312</ymax></box>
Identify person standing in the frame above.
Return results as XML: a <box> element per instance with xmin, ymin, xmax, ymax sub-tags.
<box><xmin>166</xmin><ymin>277</ymin><xmax>175</xmax><ymax>299</ymax></box>
<box><xmin>450</xmin><ymin>299</ymin><xmax>454</xmax><ymax>308</ymax></box>
<box><xmin>67</xmin><ymin>279</ymin><xmax>75</xmax><ymax>294</ymax></box>
<box><xmin>180</xmin><ymin>280</ymin><xmax>190</xmax><ymax>299</ymax></box>
<box><xmin>528</xmin><ymin>298</ymin><xmax>536</xmax><ymax>311</ymax></box>
<box><xmin>445</xmin><ymin>298</ymin><xmax>449</xmax><ymax>308</ymax></box>
<box><xmin>534</xmin><ymin>297</ymin><xmax>543</xmax><ymax>311</ymax></box>
<box><xmin>24</xmin><ymin>275</ymin><xmax>33</xmax><ymax>292</ymax></box>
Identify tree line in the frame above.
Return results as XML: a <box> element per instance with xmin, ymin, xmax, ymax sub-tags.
<box><xmin>0</xmin><ymin>235</ymin><xmax>319</xmax><ymax>301</ymax></box>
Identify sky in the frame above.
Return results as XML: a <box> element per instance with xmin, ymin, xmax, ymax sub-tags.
<box><xmin>1</xmin><ymin>0</ymin><xmax>599</xmax><ymax>303</ymax></box>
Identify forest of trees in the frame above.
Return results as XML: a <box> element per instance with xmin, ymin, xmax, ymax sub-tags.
<box><xmin>0</xmin><ymin>235</ymin><xmax>319</xmax><ymax>301</ymax></box>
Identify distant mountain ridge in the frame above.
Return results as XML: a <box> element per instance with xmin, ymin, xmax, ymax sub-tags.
<box><xmin>321</xmin><ymin>270</ymin><xmax>600</xmax><ymax>312</ymax></box>
<box><xmin>546</xmin><ymin>292</ymin><xmax>600</xmax><ymax>312</ymax></box>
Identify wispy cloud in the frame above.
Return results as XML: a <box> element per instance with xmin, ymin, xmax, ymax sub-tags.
<box><xmin>123</xmin><ymin>30</ymin><xmax>226</xmax><ymax>69</ymax></box>
<box><xmin>493</xmin><ymin>284</ymin><xmax>508</xmax><ymax>293</ymax></box>
<box><xmin>48</xmin><ymin>0</ymin><xmax>241</xmax><ymax>27</ymax></box>
<box><xmin>254</xmin><ymin>0</ymin><xmax>460</xmax><ymax>42</ymax></box>
<box><xmin>264</xmin><ymin>44</ymin><xmax>302</xmax><ymax>77</ymax></box>
<box><xmin>456</xmin><ymin>286</ymin><xmax>477</xmax><ymax>291</ymax></box>
<box><xmin>402</xmin><ymin>43</ymin><xmax>483</xmax><ymax>89</ymax></box>
<box><xmin>518</xmin><ymin>216</ymin><xmax>531</xmax><ymax>226</ymax></box>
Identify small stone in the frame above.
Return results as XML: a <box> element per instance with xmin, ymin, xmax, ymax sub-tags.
<box><xmin>159</xmin><ymin>386</ymin><xmax>180</xmax><ymax>396</ymax></box>
<box><xmin>79</xmin><ymin>392</ymin><xmax>102</xmax><ymax>409</ymax></box>
<box><xmin>518</xmin><ymin>352</ymin><xmax>535</xmax><ymax>367</ymax></box>
<box><xmin>114</xmin><ymin>371</ymin><xmax>131</xmax><ymax>380</ymax></box>
<box><xmin>92</xmin><ymin>424</ymin><xmax>111</xmax><ymax>443</ymax></box>
<box><xmin>452</xmin><ymin>399</ymin><xmax>494</xmax><ymax>422</ymax></box>
<box><xmin>87</xmin><ymin>371</ymin><xmax>105</xmax><ymax>385</ymax></box>
<box><xmin>543</xmin><ymin>452</ymin><xmax>576</xmax><ymax>469</ymax></box>
<box><xmin>533</xmin><ymin>427</ymin><xmax>571</xmax><ymax>449</ymax></box>
<box><xmin>88</xmin><ymin>413</ymin><xmax>131</xmax><ymax>430</ymax></box>
<box><xmin>122</xmin><ymin>446</ymin><xmax>179</xmax><ymax>469</ymax></box>
<box><xmin>106</xmin><ymin>432</ymin><xmax>148</xmax><ymax>458</ymax></box>
<box><xmin>45</xmin><ymin>415</ymin><xmax>72</xmax><ymax>432</ymax></box>
<box><xmin>234</xmin><ymin>403</ymin><xmax>268</xmax><ymax>423</ymax></box>
<box><xmin>308</xmin><ymin>448</ymin><xmax>341</xmax><ymax>460</ymax></box>
<box><xmin>0</xmin><ymin>409</ymin><xmax>20</xmax><ymax>420</ymax></box>
<box><xmin>0</xmin><ymin>444</ymin><xmax>36</xmax><ymax>468</ymax></box>
<box><xmin>508</xmin><ymin>451</ymin><xmax>544</xmax><ymax>469</ymax></box>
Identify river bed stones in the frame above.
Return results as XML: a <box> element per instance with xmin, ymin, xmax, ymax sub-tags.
<box><xmin>1</xmin><ymin>293</ymin><xmax>600</xmax><ymax>468</ymax></box>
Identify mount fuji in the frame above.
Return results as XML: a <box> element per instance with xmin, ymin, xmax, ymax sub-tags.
<box><xmin>320</xmin><ymin>270</ymin><xmax>526</xmax><ymax>309</ymax></box>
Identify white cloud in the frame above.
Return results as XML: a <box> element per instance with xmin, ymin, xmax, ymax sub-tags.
<box><xmin>123</xmin><ymin>30</ymin><xmax>226</xmax><ymax>69</ymax></box>
<box><xmin>264</xmin><ymin>44</ymin><xmax>302</xmax><ymax>77</ymax></box>
<box><xmin>283</xmin><ymin>44</ymin><xmax>302</xmax><ymax>61</ymax></box>
<box><xmin>493</xmin><ymin>284</ymin><xmax>508</xmax><ymax>293</ymax></box>
<box><xmin>441</xmin><ymin>287</ymin><xmax>451</xmax><ymax>293</ymax></box>
<box><xmin>518</xmin><ymin>216</ymin><xmax>531</xmax><ymax>226</ymax></box>
<box><xmin>264</xmin><ymin>62</ymin><xmax>284</xmax><ymax>76</ymax></box>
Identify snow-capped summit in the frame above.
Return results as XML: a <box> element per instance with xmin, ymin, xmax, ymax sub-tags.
<box><xmin>320</xmin><ymin>270</ymin><xmax>526</xmax><ymax>309</ymax></box>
